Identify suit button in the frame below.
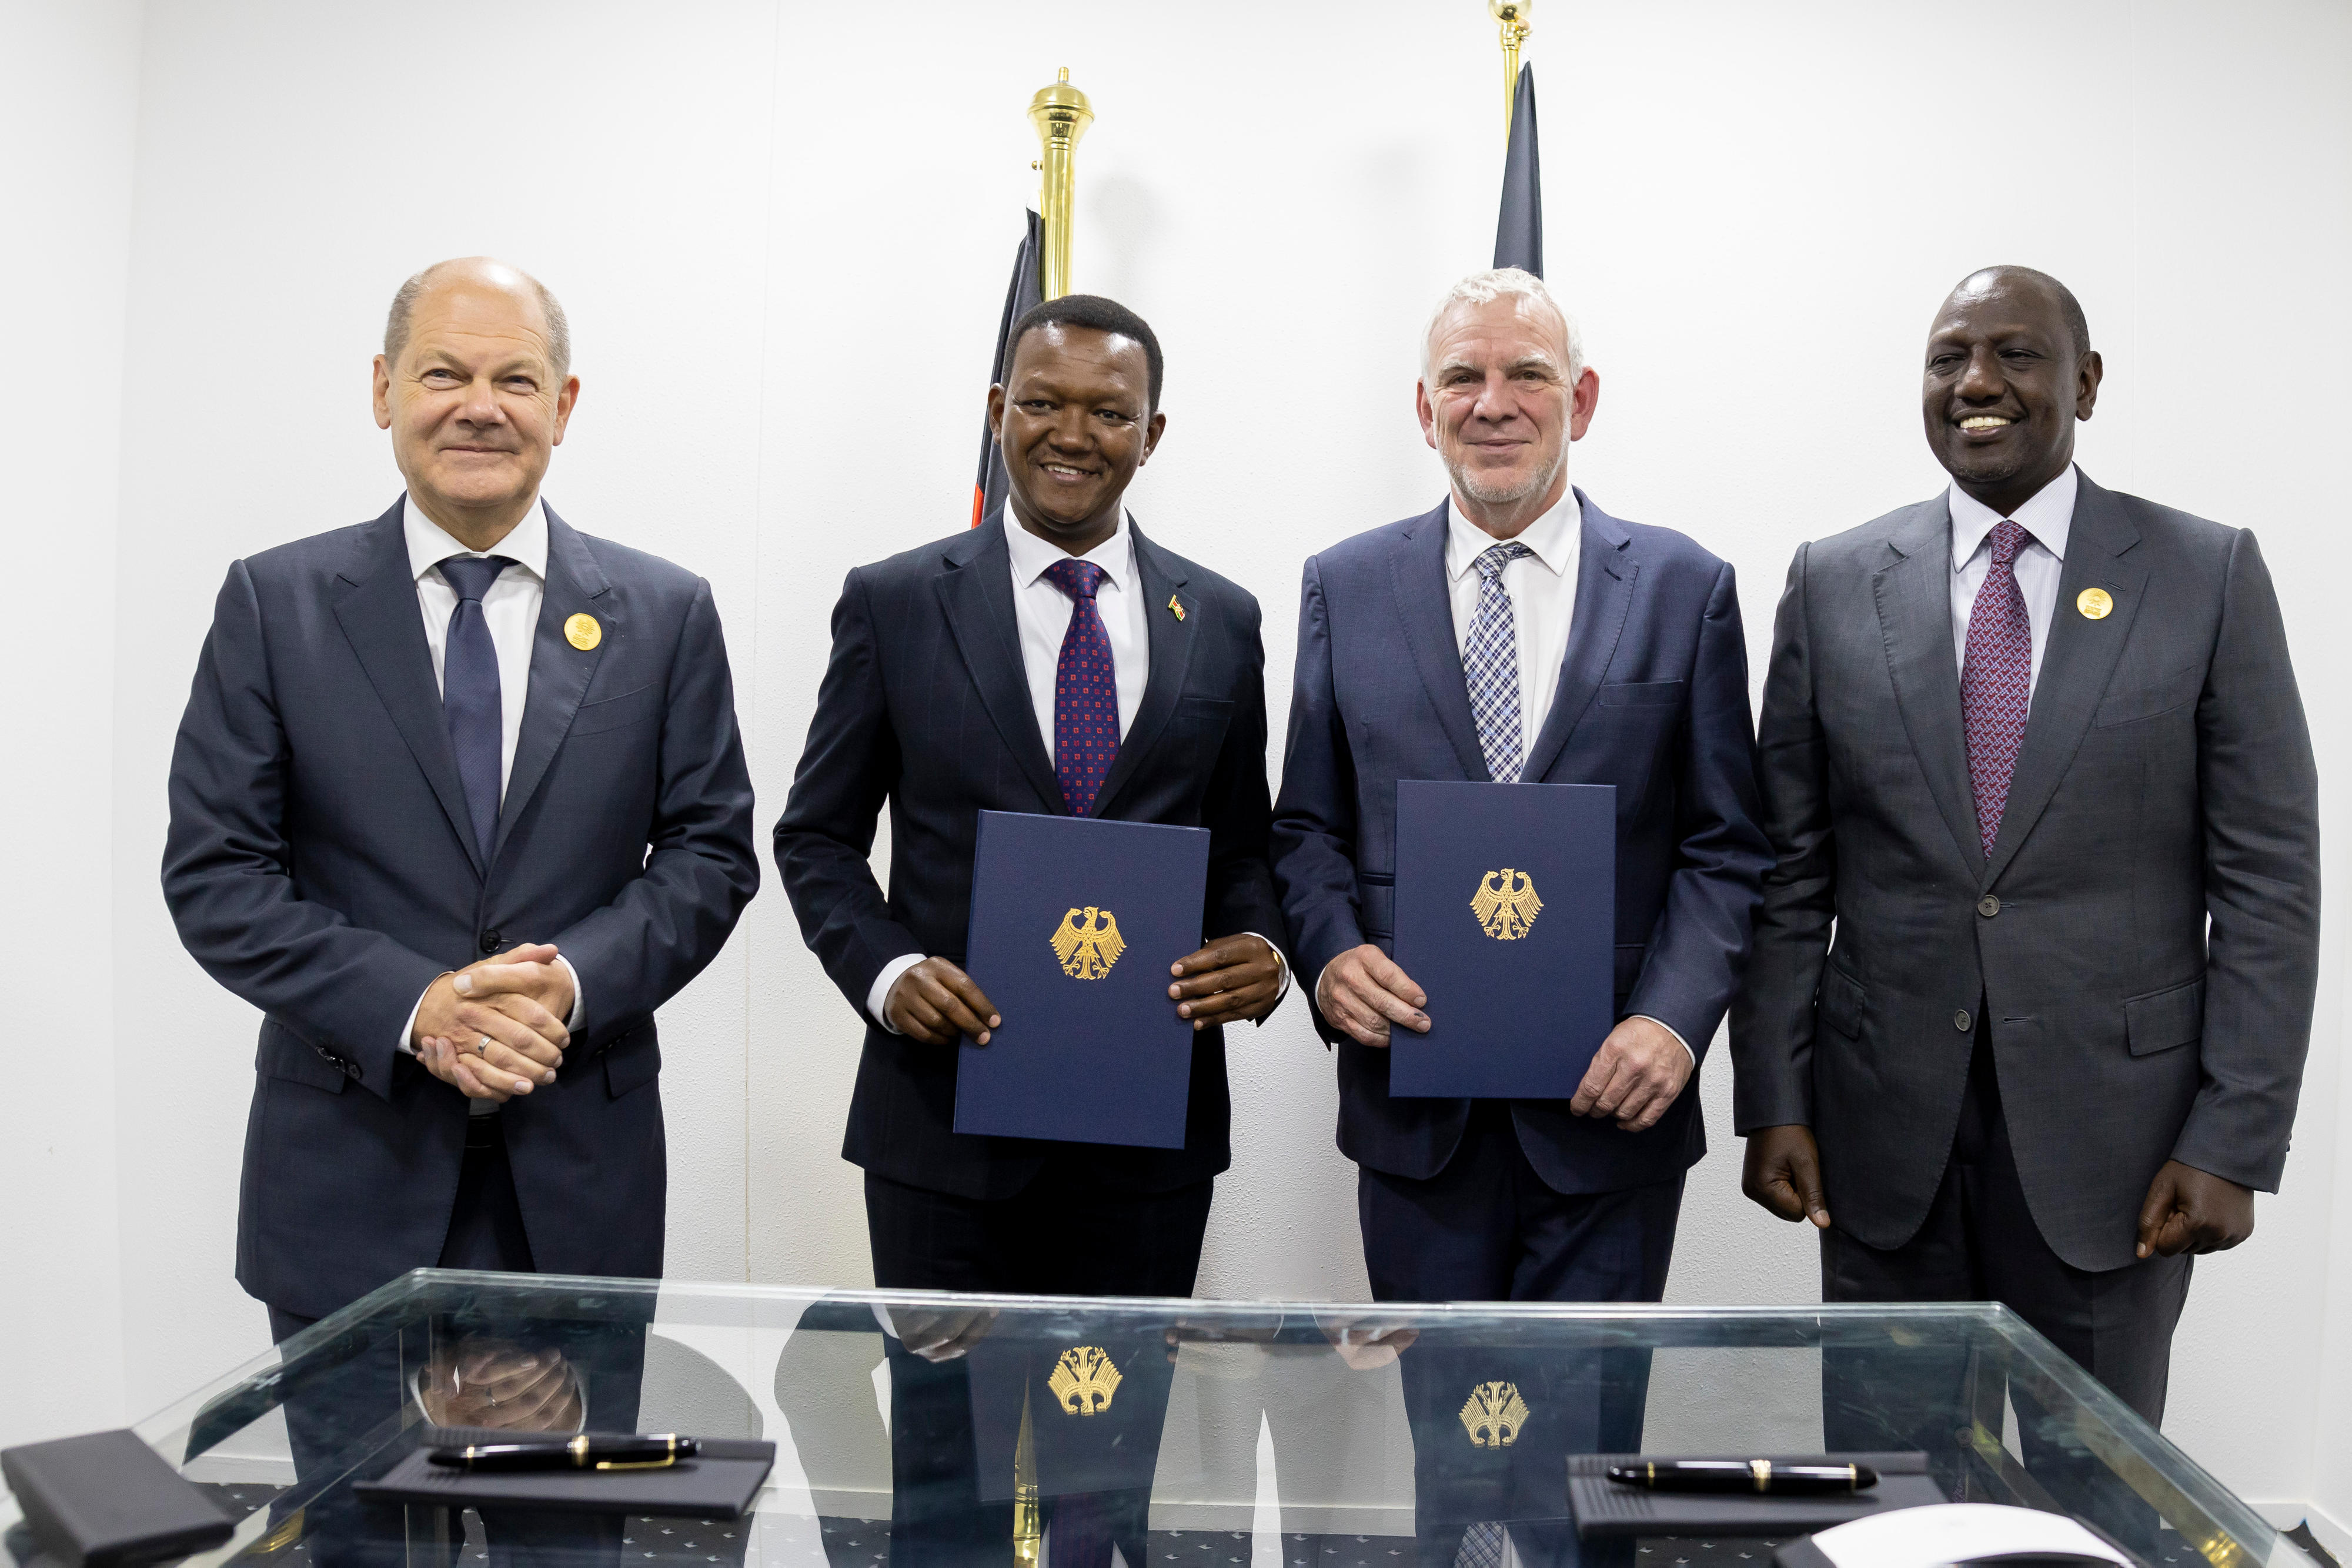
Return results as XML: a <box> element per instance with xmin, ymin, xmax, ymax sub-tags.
<box><xmin>1954</xmin><ymin>1009</ymin><xmax>1973</xmax><ymax>1032</ymax></box>
<box><xmin>1977</xmin><ymin>895</ymin><xmax>2001</xmax><ymax>918</ymax></box>
<box><xmin>343</xmin><ymin>1061</ymin><xmax>363</xmax><ymax>1081</ymax></box>
<box><xmin>480</xmin><ymin>930</ymin><xmax>503</xmax><ymax>954</ymax></box>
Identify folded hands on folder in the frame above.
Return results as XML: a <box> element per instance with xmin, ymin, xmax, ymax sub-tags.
<box><xmin>1318</xmin><ymin>945</ymin><xmax>1690</xmax><ymax>1131</ymax></box>
<box><xmin>885</xmin><ymin>935</ymin><xmax>1282</xmax><ymax>1045</ymax></box>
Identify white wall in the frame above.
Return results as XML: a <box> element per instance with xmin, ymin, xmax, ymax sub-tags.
<box><xmin>2</xmin><ymin>0</ymin><xmax>2344</xmax><ymax>1527</ymax></box>
<box><xmin>0</xmin><ymin>0</ymin><xmax>144</xmax><ymax>1453</ymax></box>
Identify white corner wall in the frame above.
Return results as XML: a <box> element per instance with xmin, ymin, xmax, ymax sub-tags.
<box><xmin>1</xmin><ymin>0</ymin><xmax>2344</xmax><ymax>1529</ymax></box>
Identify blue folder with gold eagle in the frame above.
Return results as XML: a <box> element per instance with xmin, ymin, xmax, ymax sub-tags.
<box><xmin>953</xmin><ymin>810</ymin><xmax>1210</xmax><ymax>1148</ymax></box>
<box><xmin>1390</xmin><ymin>779</ymin><xmax>1616</xmax><ymax>1098</ymax></box>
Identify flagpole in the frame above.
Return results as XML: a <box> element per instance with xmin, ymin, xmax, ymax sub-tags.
<box><xmin>1027</xmin><ymin>66</ymin><xmax>1093</xmax><ymax>300</ymax></box>
<box><xmin>1490</xmin><ymin>1</ymin><xmax>1532</xmax><ymax>136</ymax></box>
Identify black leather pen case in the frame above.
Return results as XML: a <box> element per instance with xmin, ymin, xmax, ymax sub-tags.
<box><xmin>350</xmin><ymin>1429</ymin><xmax>775</xmax><ymax>1519</ymax></box>
<box><xmin>1568</xmin><ymin>1452</ymin><xmax>1943</xmax><ymax>1539</ymax></box>
<box><xmin>1</xmin><ymin>1429</ymin><xmax>234</xmax><ymax>1568</ymax></box>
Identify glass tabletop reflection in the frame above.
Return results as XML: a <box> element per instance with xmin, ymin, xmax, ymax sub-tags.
<box><xmin>0</xmin><ymin>1271</ymin><xmax>2283</xmax><ymax>1568</ymax></box>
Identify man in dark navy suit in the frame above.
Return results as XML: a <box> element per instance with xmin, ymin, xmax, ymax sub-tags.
<box><xmin>776</xmin><ymin>294</ymin><xmax>1287</xmax><ymax>1298</ymax></box>
<box><xmin>1272</xmin><ymin>268</ymin><xmax>1770</xmax><ymax>1308</ymax></box>
<box><xmin>163</xmin><ymin>256</ymin><xmax>759</xmax><ymax>1342</ymax></box>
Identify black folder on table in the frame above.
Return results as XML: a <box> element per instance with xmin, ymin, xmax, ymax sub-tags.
<box><xmin>352</xmin><ymin>1429</ymin><xmax>774</xmax><ymax>1518</ymax></box>
<box><xmin>953</xmin><ymin>811</ymin><xmax>1209</xmax><ymax>1149</ymax></box>
<box><xmin>1391</xmin><ymin>780</ymin><xmax>1616</xmax><ymax>1098</ymax></box>
<box><xmin>1</xmin><ymin>1429</ymin><xmax>233</xmax><ymax>1568</ymax></box>
<box><xmin>1567</xmin><ymin>1452</ymin><xmax>1942</xmax><ymax>1539</ymax></box>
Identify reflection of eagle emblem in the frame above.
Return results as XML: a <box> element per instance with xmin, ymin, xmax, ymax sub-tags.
<box><xmin>1050</xmin><ymin>907</ymin><xmax>1125</xmax><ymax>979</ymax></box>
<box><xmin>1458</xmin><ymin>1380</ymin><xmax>1530</xmax><ymax>1448</ymax></box>
<box><xmin>1047</xmin><ymin>1346</ymin><xmax>1122</xmax><ymax>1415</ymax></box>
<box><xmin>1470</xmin><ymin>870</ymin><xmax>1543</xmax><ymax>940</ymax></box>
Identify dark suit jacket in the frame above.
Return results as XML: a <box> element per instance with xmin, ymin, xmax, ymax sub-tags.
<box><xmin>163</xmin><ymin>497</ymin><xmax>759</xmax><ymax>1318</ymax></box>
<box><xmin>1270</xmin><ymin>492</ymin><xmax>1771</xmax><ymax>1194</ymax></box>
<box><xmin>1730</xmin><ymin>471</ymin><xmax>2320</xmax><ymax>1271</ymax></box>
<box><xmin>773</xmin><ymin>514</ymin><xmax>1285</xmax><ymax>1201</ymax></box>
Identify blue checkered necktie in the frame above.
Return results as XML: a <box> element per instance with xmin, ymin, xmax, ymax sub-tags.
<box><xmin>1463</xmin><ymin>541</ymin><xmax>1534</xmax><ymax>783</ymax></box>
<box><xmin>437</xmin><ymin>554</ymin><xmax>515</xmax><ymax>859</ymax></box>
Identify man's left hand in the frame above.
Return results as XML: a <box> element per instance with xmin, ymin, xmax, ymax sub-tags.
<box><xmin>1169</xmin><ymin>935</ymin><xmax>1283</xmax><ymax>1030</ymax></box>
<box><xmin>2136</xmin><ymin>1159</ymin><xmax>2255</xmax><ymax>1258</ymax></box>
<box><xmin>1568</xmin><ymin>1017</ymin><xmax>1691</xmax><ymax>1132</ymax></box>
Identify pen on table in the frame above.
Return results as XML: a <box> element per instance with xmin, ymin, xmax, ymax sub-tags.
<box><xmin>426</xmin><ymin>1434</ymin><xmax>700</xmax><ymax>1472</ymax></box>
<box><xmin>1604</xmin><ymin>1460</ymin><xmax>1878</xmax><ymax>1495</ymax></box>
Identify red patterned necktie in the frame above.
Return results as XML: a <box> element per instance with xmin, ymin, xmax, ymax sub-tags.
<box><xmin>1960</xmin><ymin>519</ymin><xmax>2034</xmax><ymax>857</ymax></box>
<box><xmin>1043</xmin><ymin>559</ymin><xmax>1118</xmax><ymax>816</ymax></box>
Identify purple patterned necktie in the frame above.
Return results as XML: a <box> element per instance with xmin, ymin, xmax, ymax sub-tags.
<box><xmin>1042</xmin><ymin>559</ymin><xmax>1118</xmax><ymax>816</ymax></box>
<box><xmin>1960</xmin><ymin>519</ymin><xmax>2034</xmax><ymax>857</ymax></box>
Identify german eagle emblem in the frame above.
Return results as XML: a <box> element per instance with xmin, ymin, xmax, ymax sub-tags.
<box><xmin>1048</xmin><ymin>1346</ymin><xmax>1122</xmax><ymax>1415</ymax></box>
<box><xmin>1458</xmin><ymin>1380</ymin><xmax>1530</xmax><ymax>1448</ymax></box>
<box><xmin>1050</xmin><ymin>907</ymin><xmax>1125</xmax><ymax>979</ymax></box>
<box><xmin>1470</xmin><ymin>869</ymin><xmax>1543</xmax><ymax>941</ymax></box>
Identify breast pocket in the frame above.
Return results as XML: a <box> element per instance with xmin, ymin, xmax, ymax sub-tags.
<box><xmin>569</xmin><ymin>683</ymin><xmax>662</xmax><ymax>738</ymax></box>
<box><xmin>2096</xmin><ymin>664</ymin><xmax>2203</xmax><ymax>729</ymax></box>
<box><xmin>1598</xmin><ymin>680</ymin><xmax>1685</xmax><ymax>708</ymax></box>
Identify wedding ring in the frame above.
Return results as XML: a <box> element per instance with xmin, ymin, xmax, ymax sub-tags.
<box><xmin>476</xmin><ymin>1037</ymin><xmax>492</xmax><ymax>1057</ymax></box>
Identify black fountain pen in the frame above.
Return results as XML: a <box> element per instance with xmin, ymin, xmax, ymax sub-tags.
<box><xmin>1606</xmin><ymin>1460</ymin><xmax>1878</xmax><ymax>1495</ymax></box>
<box><xmin>427</xmin><ymin>1435</ymin><xmax>700</xmax><ymax>1472</ymax></box>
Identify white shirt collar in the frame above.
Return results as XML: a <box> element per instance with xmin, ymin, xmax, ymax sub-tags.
<box><xmin>1004</xmin><ymin>510</ymin><xmax>1135</xmax><ymax>590</ymax></box>
<box><xmin>1949</xmin><ymin>463</ymin><xmax>2076</xmax><ymax>569</ymax></box>
<box><xmin>1446</xmin><ymin>487</ymin><xmax>1581</xmax><ymax>581</ymax></box>
<box><xmin>404</xmin><ymin>494</ymin><xmax>550</xmax><ymax>583</ymax></box>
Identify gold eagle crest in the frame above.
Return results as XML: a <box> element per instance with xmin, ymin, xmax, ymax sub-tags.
<box><xmin>1050</xmin><ymin>907</ymin><xmax>1125</xmax><ymax>979</ymax></box>
<box><xmin>1047</xmin><ymin>1346</ymin><xmax>1122</xmax><ymax>1415</ymax></box>
<box><xmin>1458</xmin><ymin>1380</ymin><xmax>1530</xmax><ymax>1448</ymax></box>
<box><xmin>1470</xmin><ymin>869</ymin><xmax>1543</xmax><ymax>941</ymax></box>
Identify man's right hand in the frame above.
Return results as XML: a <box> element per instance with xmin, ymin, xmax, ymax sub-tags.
<box><xmin>1315</xmin><ymin>944</ymin><xmax>1429</xmax><ymax>1048</ymax></box>
<box><xmin>1742</xmin><ymin>1125</ymin><xmax>1832</xmax><ymax>1228</ymax></box>
<box><xmin>413</xmin><ymin>942</ymin><xmax>570</xmax><ymax>1101</ymax></box>
<box><xmin>886</xmin><ymin>957</ymin><xmax>1002</xmax><ymax>1045</ymax></box>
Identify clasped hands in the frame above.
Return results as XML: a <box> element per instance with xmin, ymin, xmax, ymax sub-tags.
<box><xmin>1740</xmin><ymin>1125</ymin><xmax>2256</xmax><ymax>1256</ymax></box>
<box><xmin>1315</xmin><ymin>943</ymin><xmax>1690</xmax><ymax>1131</ymax></box>
<box><xmin>412</xmin><ymin>941</ymin><xmax>576</xmax><ymax>1102</ymax></box>
<box><xmin>884</xmin><ymin>935</ymin><xmax>1283</xmax><ymax>1046</ymax></box>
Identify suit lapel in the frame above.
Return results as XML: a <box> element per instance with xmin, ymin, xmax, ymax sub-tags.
<box><xmin>1389</xmin><ymin>500</ymin><xmax>1489</xmax><ymax>781</ymax></box>
<box><xmin>1982</xmin><ymin>473</ymin><xmax>2146</xmax><ymax>887</ymax></box>
<box><xmin>492</xmin><ymin>506</ymin><xmax>612</xmax><ymax>864</ymax></box>
<box><xmin>331</xmin><ymin>499</ymin><xmax>484</xmax><ymax>875</ymax></box>
<box><xmin>937</xmin><ymin>517</ymin><xmax>1064</xmax><ymax>812</ymax></box>
<box><xmin>1522</xmin><ymin>490</ymin><xmax>1634</xmax><ymax>783</ymax></box>
<box><xmin>1092</xmin><ymin>522</ymin><xmax>1195</xmax><ymax>818</ymax></box>
<box><xmin>1872</xmin><ymin>496</ymin><xmax>1982</xmax><ymax>877</ymax></box>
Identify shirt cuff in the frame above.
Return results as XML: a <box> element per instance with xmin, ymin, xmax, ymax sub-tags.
<box><xmin>1242</xmin><ymin>932</ymin><xmax>1291</xmax><ymax>1008</ymax></box>
<box><xmin>1633</xmin><ymin>1014</ymin><xmax>1697</xmax><ymax>1065</ymax></box>
<box><xmin>555</xmin><ymin>955</ymin><xmax>586</xmax><ymax>1031</ymax></box>
<box><xmin>867</xmin><ymin>953</ymin><xmax>927</xmax><ymax>1035</ymax></box>
<box><xmin>396</xmin><ymin>985</ymin><xmax>430</xmax><ymax>1058</ymax></box>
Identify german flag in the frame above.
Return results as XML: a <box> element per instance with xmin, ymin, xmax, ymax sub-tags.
<box><xmin>972</xmin><ymin>210</ymin><xmax>1045</xmax><ymax>527</ymax></box>
<box><xmin>1494</xmin><ymin>63</ymin><xmax>1542</xmax><ymax>276</ymax></box>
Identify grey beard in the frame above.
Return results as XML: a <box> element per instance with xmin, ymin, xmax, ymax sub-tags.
<box><xmin>1448</xmin><ymin>447</ymin><xmax>1567</xmax><ymax>509</ymax></box>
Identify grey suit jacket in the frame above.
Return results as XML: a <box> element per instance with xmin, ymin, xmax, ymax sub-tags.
<box><xmin>1730</xmin><ymin>471</ymin><xmax>2319</xmax><ymax>1271</ymax></box>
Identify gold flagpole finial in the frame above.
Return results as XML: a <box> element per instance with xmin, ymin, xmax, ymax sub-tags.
<box><xmin>1027</xmin><ymin>66</ymin><xmax>1094</xmax><ymax>300</ymax></box>
<box><xmin>1013</xmin><ymin>1385</ymin><xmax>1042</xmax><ymax>1568</ymax></box>
<box><xmin>1489</xmin><ymin>1</ymin><xmax>1532</xmax><ymax>135</ymax></box>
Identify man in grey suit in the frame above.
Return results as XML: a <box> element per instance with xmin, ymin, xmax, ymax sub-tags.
<box><xmin>1731</xmin><ymin>266</ymin><xmax>2319</xmax><ymax>1424</ymax></box>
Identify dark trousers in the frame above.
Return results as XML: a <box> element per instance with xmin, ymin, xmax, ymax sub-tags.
<box><xmin>1359</xmin><ymin>1104</ymin><xmax>1683</xmax><ymax>1568</ymax></box>
<box><xmin>1820</xmin><ymin>1028</ymin><xmax>2191</xmax><ymax>1553</ymax></box>
<box><xmin>863</xmin><ymin>1161</ymin><xmax>1211</xmax><ymax>1568</ymax></box>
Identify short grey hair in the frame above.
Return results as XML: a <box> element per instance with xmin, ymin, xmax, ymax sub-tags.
<box><xmin>1420</xmin><ymin>267</ymin><xmax>1585</xmax><ymax>385</ymax></box>
<box><xmin>383</xmin><ymin>257</ymin><xmax>572</xmax><ymax>379</ymax></box>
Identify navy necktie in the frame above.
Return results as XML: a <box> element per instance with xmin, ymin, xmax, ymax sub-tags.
<box><xmin>439</xmin><ymin>555</ymin><xmax>515</xmax><ymax>859</ymax></box>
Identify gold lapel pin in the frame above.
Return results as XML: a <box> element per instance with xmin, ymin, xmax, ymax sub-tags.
<box><xmin>2077</xmin><ymin>587</ymin><xmax>2113</xmax><ymax>621</ymax></box>
<box><xmin>564</xmin><ymin>612</ymin><xmax>603</xmax><ymax>650</ymax></box>
<box><xmin>1167</xmin><ymin>594</ymin><xmax>1185</xmax><ymax>621</ymax></box>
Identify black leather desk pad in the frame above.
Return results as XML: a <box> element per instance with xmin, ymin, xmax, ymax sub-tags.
<box><xmin>352</xmin><ymin>1429</ymin><xmax>774</xmax><ymax>1519</ymax></box>
<box><xmin>1569</xmin><ymin>1452</ymin><xmax>1942</xmax><ymax>1539</ymax></box>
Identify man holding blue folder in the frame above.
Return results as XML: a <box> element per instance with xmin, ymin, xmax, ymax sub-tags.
<box><xmin>776</xmin><ymin>293</ymin><xmax>1288</xmax><ymax>1299</ymax></box>
<box><xmin>1272</xmin><ymin>269</ymin><xmax>1770</xmax><ymax>1308</ymax></box>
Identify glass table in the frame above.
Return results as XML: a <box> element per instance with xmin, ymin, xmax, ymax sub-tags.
<box><xmin>0</xmin><ymin>1271</ymin><xmax>2296</xmax><ymax>1568</ymax></box>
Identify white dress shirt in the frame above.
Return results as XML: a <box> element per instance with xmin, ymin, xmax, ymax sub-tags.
<box><xmin>1949</xmin><ymin>463</ymin><xmax>2076</xmax><ymax>698</ymax></box>
<box><xmin>396</xmin><ymin>497</ymin><xmax>585</xmax><ymax>1089</ymax></box>
<box><xmin>866</xmin><ymin>514</ymin><xmax>1287</xmax><ymax>1029</ymax></box>
<box><xmin>1315</xmin><ymin>487</ymin><xmax>1692</xmax><ymax>1064</ymax></box>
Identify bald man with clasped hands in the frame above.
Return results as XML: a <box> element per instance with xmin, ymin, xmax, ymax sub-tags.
<box><xmin>1732</xmin><ymin>267</ymin><xmax>2320</xmax><ymax>1427</ymax></box>
<box><xmin>164</xmin><ymin>258</ymin><xmax>757</xmax><ymax>1339</ymax></box>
